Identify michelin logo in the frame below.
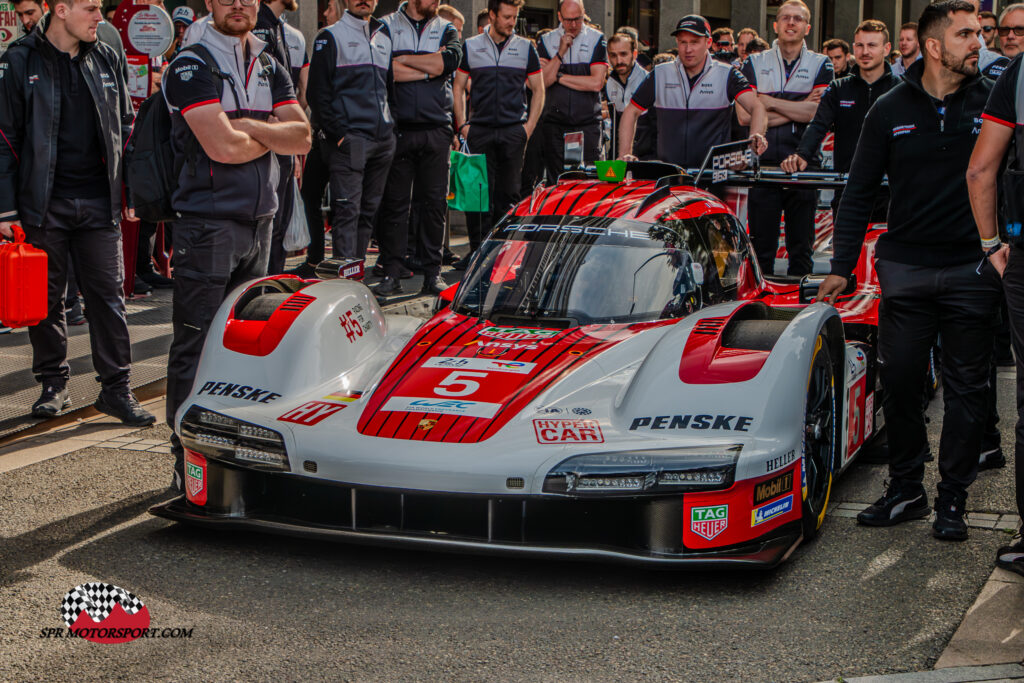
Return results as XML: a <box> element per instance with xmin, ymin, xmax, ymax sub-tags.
<box><xmin>752</xmin><ymin>494</ymin><xmax>793</xmax><ymax>526</ymax></box>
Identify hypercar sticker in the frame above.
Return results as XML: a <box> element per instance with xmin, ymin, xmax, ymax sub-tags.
<box><xmin>278</xmin><ymin>401</ymin><xmax>348</xmax><ymax>426</ymax></box>
<box><xmin>691</xmin><ymin>504</ymin><xmax>728</xmax><ymax>541</ymax></box>
<box><xmin>532</xmin><ymin>418</ymin><xmax>604</xmax><ymax>444</ymax></box>
<box><xmin>752</xmin><ymin>495</ymin><xmax>794</xmax><ymax>526</ymax></box>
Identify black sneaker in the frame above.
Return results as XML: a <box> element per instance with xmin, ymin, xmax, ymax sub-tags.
<box><xmin>996</xmin><ymin>536</ymin><xmax>1024</xmax><ymax>577</ymax></box>
<box><xmin>450</xmin><ymin>254</ymin><xmax>474</xmax><ymax>271</ymax></box>
<box><xmin>132</xmin><ymin>276</ymin><xmax>152</xmax><ymax>297</ymax></box>
<box><xmin>65</xmin><ymin>297</ymin><xmax>86</xmax><ymax>326</ymax></box>
<box><xmin>372</xmin><ymin>276</ymin><xmax>404</xmax><ymax>299</ymax></box>
<box><xmin>285</xmin><ymin>261</ymin><xmax>317</xmax><ymax>278</ymax></box>
<box><xmin>857</xmin><ymin>480</ymin><xmax>930</xmax><ymax>526</ymax></box>
<box><xmin>933</xmin><ymin>495</ymin><xmax>969</xmax><ymax>541</ymax></box>
<box><xmin>420</xmin><ymin>276</ymin><xmax>448</xmax><ymax>296</ymax></box>
<box><xmin>442</xmin><ymin>250</ymin><xmax>460</xmax><ymax>265</ymax></box>
<box><xmin>371</xmin><ymin>263</ymin><xmax>414</xmax><ymax>279</ymax></box>
<box><xmin>94</xmin><ymin>391</ymin><xmax>156</xmax><ymax>427</ymax></box>
<box><xmin>32</xmin><ymin>383</ymin><xmax>70</xmax><ymax>418</ymax></box>
<box><xmin>139</xmin><ymin>270</ymin><xmax>174</xmax><ymax>288</ymax></box>
<box><xmin>979</xmin><ymin>447</ymin><xmax>1007</xmax><ymax>470</ymax></box>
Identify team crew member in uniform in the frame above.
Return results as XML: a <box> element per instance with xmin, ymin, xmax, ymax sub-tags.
<box><xmin>998</xmin><ymin>5</ymin><xmax>1024</xmax><ymax>59</ymax></box>
<box><xmin>373</xmin><ymin>0</ymin><xmax>462</xmax><ymax>298</ymax></box>
<box><xmin>453</xmin><ymin>0</ymin><xmax>544</xmax><ymax>262</ymax></box>
<box><xmin>967</xmin><ymin>38</ymin><xmax>1024</xmax><ymax>576</ymax></box>
<box><xmin>739</xmin><ymin>0</ymin><xmax>831</xmax><ymax>276</ymax></box>
<box><xmin>309</xmin><ymin>0</ymin><xmax>395</xmax><ymax>261</ymax></box>
<box><xmin>818</xmin><ymin>1</ymin><xmax>999</xmax><ymax>541</ymax></box>
<box><xmin>0</xmin><ymin>0</ymin><xmax>154</xmax><ymax>425</ymax></box>
<box><xmin>254</xmin><ymin>0</ymin><xmax>301</xmax><ymax>274</ymax></box>
<box><xmin>618</xmin><ymin>16</ymin><xmax>767</xmax><ymax>174</ymax></box>
<box><xmin>823</xmin><ymin>38</ymin><xmax>850</xmax><ymax>78</ymax></box>
<box><xmin>782</xmin><ymin>19</ymin><xmax>896</xmax><ymax>220</ymax></box>
<box><xmin>605</xmin><ymin>31</ymin><xmax>655</xmax><ymax>160</ymax></box>
<box><xmin>281</xmin><ymin>18</ymin><xmax>309</xmax><ymax>107</ymax></box>
<box><xmin>162</xmin><ymin>0</ymin><xmax>311</xmax><ymax>491</ymax></box>
<box><xmin>536</xmin><ymin>0</ymin><xmax>607</xmax><ymax>182</ymax></box>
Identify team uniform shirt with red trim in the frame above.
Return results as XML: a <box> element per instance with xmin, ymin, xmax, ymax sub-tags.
<box><xmin>629</xmin><ymin>55</ymin><xmax>754</xmax><ymax>168</ymax></box>
<box><xmin>163</xmin><ymin>28</ymin><xmax>296</xmax><ymax>221</ymax></box>
<box><xmin>281</xmin><ymin>20</ymin><xmax>309</xmax><ymax>88</ymax></box>
<box><xmin>458</xmin><ymin>31</ymin><xmax>541</xmax><ymax>127</ymax></box>
<box><xmin>537</xmin><ymin>24</ymin><xmax>607</xmax><ymax>126</ymax></box>
<box><xmin>742</xmin><ymin>43</ymin><xmax>833</xmax><ymax>163</ymax></box>
<box><xmin>983</xmin><ymin>55</ymin><xmax>1024</xmax><ymax>143</ymax></box>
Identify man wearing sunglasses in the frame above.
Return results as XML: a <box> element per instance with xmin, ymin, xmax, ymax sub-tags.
<box><xmin>162</xmin><ymin>0</ymin><xmax>312</xmax><ymax>493</ymax></box>
<box><xmin>536</xmin><ymin>0</ymin><xmax>608</xmax><ymax>184</ymax></box>
<box><xmin>711</xmin><ymin>27</ymin><xmax>737</xmax><ymax>65</ymax></box>
<box><xmin>998</xmin><ymin>4</ymin><xmax>1024</xmax><ymax>58</ymax></box>
<box><xmin>980</xmin><ymin>10</ymin><xmax>999</xmax><ymax>51</ymax></box>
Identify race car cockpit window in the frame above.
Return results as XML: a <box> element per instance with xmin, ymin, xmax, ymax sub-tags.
<box><xmin>452</xmin><ymin>215</ymin><xmax>746</xmax><ymax>326</ymax></box>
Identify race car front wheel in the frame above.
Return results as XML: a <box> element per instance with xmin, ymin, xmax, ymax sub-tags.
<box><xmin>802</xmin><ymin>334</ymin><xmax>836</xmax><ymax>541</ymax></box>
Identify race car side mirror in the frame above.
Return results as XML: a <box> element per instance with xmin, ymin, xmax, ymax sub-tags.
<box><xmin>799</xmin><ymin>273</ymin><xmax>856</xmax><ymax>304</ymax></box>
<box><xmin>314</xmin><ymin>258</ymin><xmax>364</xmax><ymax>281</ymax></box>
<box><xmin>433</xmin><ymin>283</ymin><xmax>459</xmax><ymax>314</ymax></box>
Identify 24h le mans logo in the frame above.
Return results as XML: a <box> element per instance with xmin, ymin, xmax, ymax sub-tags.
<box><xmin>691</xmin><ymin>504</ymin><xmax>728</xmax><ymax>541</ymax></box>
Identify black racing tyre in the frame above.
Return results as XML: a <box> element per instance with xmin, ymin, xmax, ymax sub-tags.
<box><xmin>802</xmin><ymin>334</ymin><xmax>836</xmax><ymax>541</ymax></box>
<box><xmin>236</xmin><ymin>293</ymin><xmax>291</xmax><ymax>321</ymax></box>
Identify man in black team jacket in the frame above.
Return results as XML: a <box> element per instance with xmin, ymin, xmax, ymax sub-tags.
<box><xmin>818</xmin><ymin>0</ymin><xmax>1000</xmax><ymax>541</ymax></box>
<box><xmin>0</xmin><ymin>3</ymin><xmax>154</xmax><ymax>426</ymax></box>
<box><xmin>782</xmin><ymin>19</ymin><xmax>896</xmax><ymax>220</ymax></box>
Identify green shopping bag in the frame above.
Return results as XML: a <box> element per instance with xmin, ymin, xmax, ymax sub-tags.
<box><xmin>448</xmin><ymin>149</ymin><xmax>489</xmax><ymax>212</ymax></box>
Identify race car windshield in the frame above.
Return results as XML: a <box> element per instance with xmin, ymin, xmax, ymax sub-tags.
<box><xmin>452</xmin><ymin>215</ymin><xmax>749</xmax><ymax>326</ymax></box>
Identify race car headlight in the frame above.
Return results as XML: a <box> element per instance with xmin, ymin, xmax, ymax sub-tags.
<box><xmin>180</xmin><ymin>406</ymin><xmax>289</xmax><ymax>471</ymax></box>
<box><xmin>542</xmin><ymin>445</ymin><xmax>740</xmax><ymax>496</ymax></box>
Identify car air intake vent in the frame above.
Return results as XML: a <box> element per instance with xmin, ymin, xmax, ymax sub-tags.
<box><xmin>303</xmin><ymin>460</ymin><xmax>317</xmax><ymax>473</ymax></box>
<box><xmin>693</xmin><ymin>317</ymin><xmax>728</xmax><ymax>335</ymax></box>
<box><xmin>279</xmin><ymin>293</ymin><xmax>315</xmax><ymax>312</ymax></box>
<box><xmin>506</xmin><ymin>477</ymin><xmax>525</xmax><ymax>489</ymax></box>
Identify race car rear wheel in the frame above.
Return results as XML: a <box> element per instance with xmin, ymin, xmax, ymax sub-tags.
<box><xmin>802</xmin><ymin>334</ymin><xmax>836</xmax><ymax>541</ymax></box>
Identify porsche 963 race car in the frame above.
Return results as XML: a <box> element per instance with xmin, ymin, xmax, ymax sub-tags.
<box><xmin>151</xmin><ymin>162</ymin><xmax>885</xmax><ymax>569</ymax></box>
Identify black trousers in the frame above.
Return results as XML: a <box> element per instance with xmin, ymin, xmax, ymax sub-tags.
<box><xmin>377</xmin><ymin>126</ymin><xmax>450</xmax><ymax>280</ymax></box>
<box><xmin>998</xmin><ymin>245</ymin><xmax>1024</xmax><ymax>519</ymax></box>
<box><xmin>876</xmin><ymin>257</ymin><xmax>1001</xmax><ymax>501</ymax></box>
<box><xmin>465</xmin><ymin>123</ymin><xmax>528</xmax><ymax>251</ymax></box>
<box><xmin>328</xmin><ymin>134</ymin><xmax>396</xmax><ymax>260</ymax></box>
<box><xmin>748</xmin><ymin>185</ymin><xmax>815</xmax><ymax>276</ymax></box>
<box><xmin>166</xmin><ymin>215</ymin><xmax>272</xmax><ymax>477</ymax></box>
<box><xmin>136</xmin><ymin>220</ymin><xmax>157</xmax><ymax>275</ymax></box>
<box><xmin>540</xmin><ymin>119</ymin><xmax>601</xmax><ymax>186</ymax></box>
<box><xmin>267</xmin><ymin>154</ymin><xmax>295</xmax><ymax>274</ymax></box>
<box><xmin>300</xmin><ymin>135</ymin><xmax>330</xmax><ymax>266</ymax></box>
<box><xmin>24</xmin><ymin>196</ymin><xmax>131</xmax><ymax>392</ymax></box>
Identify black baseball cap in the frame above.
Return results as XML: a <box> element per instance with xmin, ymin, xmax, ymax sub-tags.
<box><xmin>672</xmin><ymin>15</ymin><xmax>711</xmax><ymax>38</ymax></box>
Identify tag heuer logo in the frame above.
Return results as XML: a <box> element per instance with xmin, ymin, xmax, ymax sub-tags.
<box><xmin>691</xmin><ymin>504</ymin><xmax>728</xmax><ymax>540</ymax></box>
<box><xmin>185</xmin><ymin>462</ymin><xmax>203</xmax><ymax>497</ymax></box>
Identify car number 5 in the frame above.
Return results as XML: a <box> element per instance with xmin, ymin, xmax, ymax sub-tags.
<box><xmin>435</xmin><ymin>371</ymin><xmax>488</xmax><ymax>397</ymax></box>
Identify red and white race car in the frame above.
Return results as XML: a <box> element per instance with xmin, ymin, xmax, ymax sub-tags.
<box><xmin>152</xmin><ymin>162</ymin><xmax>886</xmax><ymax>569</ymax></box>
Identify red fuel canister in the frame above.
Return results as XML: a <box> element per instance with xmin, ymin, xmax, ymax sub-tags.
<box><xmin>0</xmin><ymin>225</ymin><xmax>48</xmax><ymax>328</ymax></box>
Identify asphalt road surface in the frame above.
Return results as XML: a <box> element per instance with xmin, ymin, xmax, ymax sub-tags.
<box><xmin>0</xmin><ymin>374</ymin><xmax>1018</xmax><ymax>682</ymax></box>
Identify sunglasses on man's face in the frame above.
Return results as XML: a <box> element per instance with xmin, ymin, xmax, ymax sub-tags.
<box><xmin>717</xmin><ymin>41</ymin><xmax>733</xmax><ymax>47</ymax></box>
<box><xmin>982</xmin><ymin>25</ymin><xmax>996</xmax><ymax>33</ymax></box>
<box><xmin>998</xmin><ymin>26</ymin><xmax>1024</xmax><ymax>37</ymax></box>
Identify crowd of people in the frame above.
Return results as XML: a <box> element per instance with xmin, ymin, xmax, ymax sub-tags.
<box><xmin>0</xmin><ymin>0</ymin><xmax>1022</xmax><ymax>577</ymax></box>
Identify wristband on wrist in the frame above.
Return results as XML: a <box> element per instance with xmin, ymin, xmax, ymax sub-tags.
<box><xmin>982</xmin><ymin>236</ymin><xmax>1001</xmax><ymax>249</ymax></box>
